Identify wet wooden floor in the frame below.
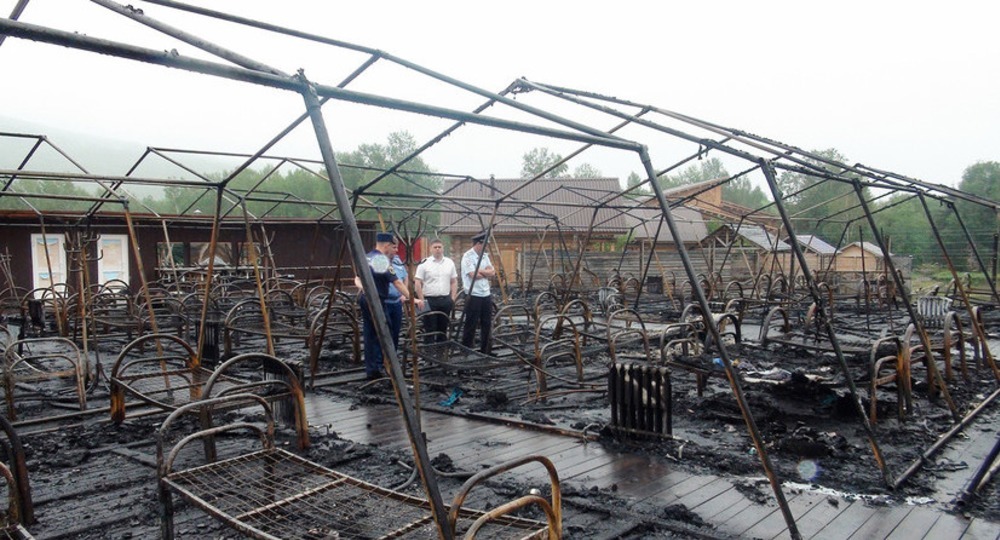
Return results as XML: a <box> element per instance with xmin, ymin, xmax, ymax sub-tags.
<box><xmin>305</xmin><ymin>392</ymin><xmax>1000</xmax><ymax>540</ymax></box>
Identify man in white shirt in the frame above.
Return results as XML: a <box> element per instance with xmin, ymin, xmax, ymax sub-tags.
<box><xmin>460</xmin><ymin>231</ymin><xmax>496</xmax><ymax>354</ymax></box>
<box><xmin>414</xmin><ymin>238</ymin><xmax>458</xmax><ymax>343</ymax></box>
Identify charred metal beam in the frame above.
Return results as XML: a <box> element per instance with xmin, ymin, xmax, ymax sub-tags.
<box><xmin>525</xmin><ymin>79</ymin><xmax>999</xmax><ymax>212</ymax></box>
<box><xmin>759</xmin><ymin>161</ymin><xmax>894</xmax><ymax>487</ymax></box>
<box><xmin>916</xmin><ymin>194</ymin><xmax>1000</xmax><ymax>381</ymax></box>
<box><xmin>141</xmin><ymin>0</ymin><xmax>635</xmax><ymax>148</ymax></box>
<box><xmin>894</xmin><ymin>386</ymin><xmax>1000</xmax><ymax>489</ymax></box>
<box><xmin>848</xmin><ymin>180</ymin><xmax>961</xmax><ymax>420</ymax></box>
<box><xmin>0</xmin><ymin>0</ymin><xmax>29</xmax><ymax>49</ymax></box>
<box><xmin>641</xmin><ymin>149</ymin><xmax>801</xmax><ymax>539</ymax></box>
<box><xmin>298</xmin><ymin>79</ymin><xmax>451</xmax><ymax>538</ymax></box>
<box><xmin>0</xmin><ymin>18</ymin><xmax>642</xmax><ymax>152</ymax></box>
<box><xmin>946</xmin><ymin>201</ymin><xmax>1000</xmax><ymax>306</ymax></box>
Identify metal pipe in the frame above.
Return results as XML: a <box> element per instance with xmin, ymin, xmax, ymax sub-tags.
<box><xmin>894</xmin><ymin>386</ymin><xmax>1000</xmax><ymax>489</ymax></box>
<box><xmin>641</xmin><ymin>150</ymin><xmax>800</xmax><ymax>539</ymax></box>
<box><xmin>759</xmin><ymin>161</ymin><xmax>893</xmax><ymax>487</ymax></box>
<box><xmin>193</xmin><ymin>189</ymin><xmax>225</xmax><ymax>364</ymax></box>
<box><xmin>955</xmin><ymin>432</ymin><xmax>1000</xmax><ymax>506</ymax></box>
<box><xmin>240</xmin><ymin>201</ymin><xmax>275</xmax><ymax>355</ymax></box>
<box><xmin>917</xmin><ymin>194</ymin><xmax>999</xmax><ymax>381</ymax></box>
<box><xmin>298</xmin><ymin>80</ymin><xmax>451</xmax><ymax>538</ymax></box>
<box><xmin>0</xmin><ymin>18</ymin><xmax>640</xmax><ymax>152</ymax></box>
<box><xmin>947</xmin><ymin>201</ymin><xmax>1000</xmax><ymax>306</ymax></box>
<box><xmin>850</xmin><ymin>181</ymin><xmax>961</xmax><ymax>420</ymax></box>
<box><xmin>634</xmin><ymin>216</ymin><xmax>665</xmax><ymax>310</ymax></box>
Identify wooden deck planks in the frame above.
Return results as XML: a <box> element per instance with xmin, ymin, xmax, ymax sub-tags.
<box><xmin>717</xmin><ymin>489</ymin><xmax>804</xmax><ymax>538</ymax></box>
<box><xmin>739</xmin><ymin>491</ymin><xmax>826</xmax><ymax>540</ymax></box>
<box><xmin>847</xmin><ymin>504</ymin><xmax>914</xmax><ymax>539</ymax></box>
<box><xmin>298</xmin><ymin>391</ymin><xmax>1000</xmax><ymax>540</ymax></box>
<box><xmin>924</xmin><ymin>513</ymin><xmax>972</xmax><ymax>539</ymax></box>
<box><xmin>811</xmin><ymin>498</ymin><xmax>880</xmax><ymax>540</ymax></box>
<box><xmin>668</xmin><ymin>476</ymin><xmax>731</xmax><ymax>510</ymax></box>
<box><xmin>632</xmin><ymin>472</ymin><xmax>716</xmax><ymax>505</ymax></box>
<box><xmin>885</xmin><ymin>506</ymin><xmax>943</xmax><ymax>540</ymax></box>
<box><xmin>961</xmin><ymin>517</ymin><xmax>1000</xmax><ymax>540</ymax></box>
<box><xmin>767</xmin><ymin>491</ymin><xmax>850</xmax><ymax>540</ymax></box>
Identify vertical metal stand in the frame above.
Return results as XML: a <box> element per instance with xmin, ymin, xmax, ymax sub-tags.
<box><xmin>758</xmin><ymin>162</ymin><xmax>893</xmax><ymax>486</ymax></box>
<box><xmin>299</xmin><ymin>80</ymin><xmax>452</xmax><ymax>539</ymax></box>
<box><xmin>642</xmin><ymin>151</ymin><xmax>801</xmax><ymax>539</ymax></box>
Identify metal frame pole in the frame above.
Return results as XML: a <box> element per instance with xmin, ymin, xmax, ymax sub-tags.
<box><xmin>917</xmin><ymin>195</ymin><xmax>1000</xmax><ymax>381</ymax></box>
<box><xmin>946</xmin><ymin>202</ymin><xmax>1000</xmax><ymax>306</ymax></box>
<box><xmin>298</xmin><ymin>81</ymin><xmax>451</xmax><ymax>538</ymax></box>
<box><xmin>848</xmin><ymin>181</ymin><xmax>961</xmax><ymax>420</ymax></box>
<box><xmin>758</xmin><ymin>161</ymin><xmax>893</xmax><ymax>486</ymax></box>
<box><xmin>641</xmin><ymin>150</ymin><xmax>801</xmax><ymax>539</ymax></box>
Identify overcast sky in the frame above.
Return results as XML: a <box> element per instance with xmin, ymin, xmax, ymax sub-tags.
<box><xmin>1</xmin><ymin>0</ymin><xmax>997</xmax><ymax>190</ymax></box>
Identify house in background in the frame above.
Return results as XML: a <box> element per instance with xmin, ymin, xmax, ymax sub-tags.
<box><xmin>834</xmin><ymin>241</ymin><xmax>889</xmax><ymax>273</ymax></box>
<box><xmin>437</xmin><ymin>177</ymin><xmax>629</xmax><ymax>287</ymax></box>
<box><xmin>790</xmin><ymin>234</ymin><xmax>838</xmax><ymax>278</ymax></box>
<box><xmin>437</xmin><ymin>177</ymin><xmax>719</xmax><ymax>289</ymax></box>
<box><xmin>699</xmin><ymin>223</ymin><xmax>792</xmax><ymax>280</ymax></box>
<box><xmin>0</xmin><ymin>210</ymin><xmax>368</xmax><ymax>297</ymax></box>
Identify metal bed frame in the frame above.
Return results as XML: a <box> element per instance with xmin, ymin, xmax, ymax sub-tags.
<box><xmin>157</xmin><ymin>394</ymin><xmax>562</xmax><ymax>539</ymax></box>
<box><xmin>110</xmin><ymin>335</ymin><xmax>310</xmax><ymax>449</ymax></box>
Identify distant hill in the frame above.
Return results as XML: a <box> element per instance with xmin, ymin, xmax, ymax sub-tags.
<box><xmin>0</xmin><ymin>115</ymin><xmax>230</xmax><ymax>198</ymax></box>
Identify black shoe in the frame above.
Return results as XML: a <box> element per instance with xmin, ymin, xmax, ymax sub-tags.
<box><xmin>365</xmin><ymin>371</ymin><xmax>383</xmax><ymax>381</ymax></box>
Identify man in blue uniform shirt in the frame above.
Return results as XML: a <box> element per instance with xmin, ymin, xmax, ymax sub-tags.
<box><xmin>384</xmin><ymin>246</ymin><xmax>410</xmax><ymax>352</ymax></box>
<box><xmin>355</xmin><ymin>232</ymin><xmax>417</xmax><ymax>380</ymax></box>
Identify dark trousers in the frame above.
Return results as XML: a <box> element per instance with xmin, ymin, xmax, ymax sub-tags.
<box><xmin>385</xmin><ymin>301</ymin><xmax>403</xmax><ymax>350</ymax></box>
<box><xmin>423</xmin><ymin>296</ymin><xmax>454</xmax><ymax>343</ymax></box>
<box><xmin>461</xmin><ymin>295</ymin><xmax>493</xmax><ymax>354</ymax></box>
<box><xmin>360</xmin><ymin>299</ymin><xmax>403</xmax><ymax>377</ymax></box>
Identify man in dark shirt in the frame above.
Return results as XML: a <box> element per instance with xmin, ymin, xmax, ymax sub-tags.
<box><xmin>356</xmin><ymin>232</ymin><xmax>413</xmax><ymax>380</ymax></box>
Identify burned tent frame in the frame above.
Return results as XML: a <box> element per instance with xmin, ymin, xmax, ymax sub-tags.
<box><xmin>2</xmin><ymin>2</ymin><xmax>999</xmax><ymax>538</ymax></box>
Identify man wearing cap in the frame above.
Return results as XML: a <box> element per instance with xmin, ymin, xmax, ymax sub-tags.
<box><xmin>355</xmin><ymin>232</ymin><xmax>417</xmax><ymax>380</ymax></box>
<box><xmin>460</xmin><ymin>231</ymin><xmax>496</xmax><ymax>354</ymax></box>
<box><xmin>415</xmin><ymin>238</ymin><xmax>458</xmax><ymax>343</ymax></box>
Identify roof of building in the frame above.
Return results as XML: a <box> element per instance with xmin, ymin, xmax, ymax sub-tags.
<box><xmin>842</xmin><ymin>241</ymin><xmax>891</xmax><ymax>256</ymax></box>
<box><xmin>795</xmin><ymin>235</ymin><xmax>838</xmax><ymax>255</ymax></box>
<box><xmin>437</xmin><ymin>177</ymin><xmax>629</xmax><ymax>234</ymax></box>
<box><xmin>741</xmin><ymin>225</ymin><xmax>790</xmax><ymax>251</ymax></box>
<box><xmin>703</xmin><ymin>223</ymin><xmax>791</xmax><ymax>251</ymax></box>
<box><xmin>622</xmin><ymin>201</ymin><xmax>708</xmax><ymax>244</ymax></box>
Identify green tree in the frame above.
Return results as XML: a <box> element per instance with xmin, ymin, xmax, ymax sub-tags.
<box><xmin>0</xmin><ymin>179</ymin><xmax>97</xmax><ymax>212</ymax></box>
<box><xmin>722</xmin><ymin>177</ymin><xmax>770</xmax><ymax>210</ymax></box>
<box><xmin>661</xmin><ymin>157</ymin><xmax>727</xmax><ymax>189</ymax></box>
<box><xmin>140</xmin><ymin>131</ymin><xmax>439</xmax><ymax>224</ymax></box>
<box><xmin>521</xmin><ymin>148</ymin><xmax>568</xmax><ymax>178</ymax></box>
<box><xmin>336</xmin><ymin>131</ymin><xmax>438</xmax><ymax>225</ymax></box>
<box><xmin>953</xmin><ymin>161</ymin><xmax>1000</xmax><ymax>269</ymax></box>
<box><xmin>573</xmin><ymin>163</ymin><xmax>602</xmax><ymax>178</ymax></box>
<box><xmin>775</xmin><ymin>148</ymin><xmax>870</xmax><ymax>243</ymax></box>
<box><xmin>872</xmin><ymin>193</ymin><xmax>936</xmax><ymax>265</ymax></box>
<box><xmin>659</xmin><ymin>157</ymin><xmax>770</xmax><ymax>210</ymax></box>
<box><xmin>625</xmin><ymin>171</ymin><xmax>650</xmax><ymax>197</ymax></box>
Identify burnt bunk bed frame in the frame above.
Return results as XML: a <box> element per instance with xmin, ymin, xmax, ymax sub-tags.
<box><xmin>110</xmin><ymin>334</ymin><xmax>310</xmax><ymax>449</ymax></box>
<box><xmin>402</xmin><ymin>335</ymin><xmax>539</xmax><ymax>402</ymax></box>
<box><xmin>157</xmin><ymin>394</ymin><xmax>562</xmax><ymax>540</ymax></box>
